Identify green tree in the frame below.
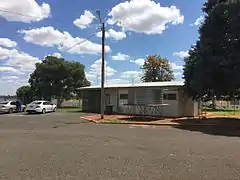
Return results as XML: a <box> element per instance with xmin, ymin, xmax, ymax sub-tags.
<box><xmin>184</xmin><ymin>0</ymin><xmax>240</xmax><ymax>102</ymax></box>
<box><xmin>141</xmin><ymin>55</ymin><xmax>175</xmax><ymax>82</ymax></box>
<box><xmin>29</xmin><ymin>56</ymin><xmax>90</xmax><ymax>107</ymax></box>
<box><xmin>16</xmin><ymin>85</ymin><xmax>35</xmax><ymax>104</ymax></box>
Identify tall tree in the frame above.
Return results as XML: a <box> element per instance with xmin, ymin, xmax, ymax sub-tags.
<box><xmin>29</xmin><ymin>56</ymin><xmax>90</xmax><ymax>107</ymax></box>
<box><xmin>184</xmin><ymin>0</ymin><xmax>240</xmax><ymax>100</ymax></box>
<box><xmin>141</xmin><ymin>55</ymin><xmax>175</xmax><ymax>82</ymax></box>
<box><xmin>16</xmin><ymin>85</ymin><xmax>35</xmax><ymax>104</ymax></box>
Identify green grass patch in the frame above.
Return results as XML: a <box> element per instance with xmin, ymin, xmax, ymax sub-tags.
<box><xmin>57</xmin><ymin>107</ymin><xmax>82</xmax><ymax>113</ymax></box>
<box><xmin>204</xmin><ymin>108</ymin><xmax>240</xmax><ymax>116</ymax></box>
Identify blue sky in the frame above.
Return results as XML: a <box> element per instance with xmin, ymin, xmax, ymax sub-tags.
<box><xmin>0</xmin><ymin>0</ymin><xmax>205</xmax><ymax>95</ymax></box>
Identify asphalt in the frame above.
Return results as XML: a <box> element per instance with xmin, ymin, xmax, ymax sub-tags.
<box><xmin>0</xmin><ymin>112</ymin><xmax>239</xmax><ymax>179</ymax></box>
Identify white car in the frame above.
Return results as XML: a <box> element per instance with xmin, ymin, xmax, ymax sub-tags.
<box><xmin>0</xmin><ymin>101</ymin><xmax>26</xmax><ymax>114</ymax></box>
<box><xmin>26</xmin><ymin>101</ymin><xmax>57</xmax><ymax>114</ymax></box>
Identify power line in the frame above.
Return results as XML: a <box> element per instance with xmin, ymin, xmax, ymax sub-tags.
<box><xmin>64</xmin><ymin>32</ymin><xmax>98</xmax><ymax>51</ymax></box>
<box><xmin>0</xmin><ymin>8</ymin><xmax>44</xmax><ymax>19</ymax></box>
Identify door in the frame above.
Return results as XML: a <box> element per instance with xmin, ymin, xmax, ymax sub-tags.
<box><xmin>10</xmin><ymin>101</ymin><xmax>17</xmax><ymax>111</ymax></box>
<box><xmin>43</xmin><ymin>102</ymin><xmax>52</xmax><ymax>112</ymax></box>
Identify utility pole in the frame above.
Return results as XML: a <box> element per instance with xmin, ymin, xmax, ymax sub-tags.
<box><xmin>96</xmin><ymin>10</ymin><xmax>105</xmax><ymax>119</ymax></box>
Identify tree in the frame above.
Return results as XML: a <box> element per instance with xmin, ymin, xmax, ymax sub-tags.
<box><xmin>141</xmin><ymin>55</ymin><xmax>175</xmax><ymax>82</ymax></box>
<box><xmin>29</xmin><ymin>56</ymin><xmax>90</xmax><ymax>107</ymax></box>
<box><xmin>184</xmin><ymin>0</ymin><xmax>240</xmax><ymax>102</ymax></box>
<box><xmin>16</xmin><ymin>85</ymin><xmax>35</xmax><ymax>104</ymax></box>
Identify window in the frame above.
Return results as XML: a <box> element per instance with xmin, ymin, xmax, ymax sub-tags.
<box><xmin>0</xmin><ymin>102</ymin><xmax>8</xmax><ymax>105</ymax></box>
<box><xmin>10</xmin><ymin>102</ymin><xmax>16</xmax><ymax>105</ymax></box>
<box><xmin>120</xmin><ymin>94</ymin><xmax>128</xmax><ymax>100</ymax></box>
<box><xmin>163</xmin><ymin>93</ymin><xmax>177</xmax><ymax>100</ymax></box>
<box><xmin>43</xmin><ymin>101</ymin><xmax>51</xmax><ymax>105</ymax></box>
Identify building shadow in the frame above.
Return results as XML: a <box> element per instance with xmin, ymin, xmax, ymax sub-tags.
<box><xmin>171</xmin><ymin>117</ymin><xmax>240</xmax><ymax>137</ymax></box>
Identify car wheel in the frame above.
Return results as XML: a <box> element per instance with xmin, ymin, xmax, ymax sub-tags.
<box><xmin>53</xmin><ymin>107</ymin><xmax>56</xmax><ymax>112</ymax></box>
<box><xmin>42</xmin><ymin>108</ymin><xmax>46</xmax><ymax>114</ymax></box>
<box><xmin>22</xmin><ymin>107</ymin><xmax>26</xmax><ymax>112</ymax></box>
<box><xmin>8</xmin><ymin>108</ymin><xmax>13</xmax><ymax>114</ymax></box>
<box><xmin>28</xmin><ymin>111</ymin><xmax>32</xmax><ymax>114</ymax></box>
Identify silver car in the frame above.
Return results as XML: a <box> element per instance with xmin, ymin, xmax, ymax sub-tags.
<box><xmin>0</xmin><ymin>101</ymin><xmax>26</xmax><ymax>114</ymax></box>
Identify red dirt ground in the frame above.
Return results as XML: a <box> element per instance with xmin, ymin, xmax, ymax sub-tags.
<box><xmin>81</xmin><ymin>114</ymin><xmax>132</xmax><ymax>121</ymax></box>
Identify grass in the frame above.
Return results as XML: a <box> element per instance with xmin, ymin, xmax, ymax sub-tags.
<box><xmin>57</xmin><ymin>107</ymin><xmax>82</xmax><ymax>113</ymax></box>
<box><xmin>204</xmin><ymin>108</ymin><xmax>240</xmax><ymax>117</ymax></box>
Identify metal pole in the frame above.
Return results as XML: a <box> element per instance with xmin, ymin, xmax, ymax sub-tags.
<box><xmin>100</xmin><ymin>22</ymin><xmax>105</xmax><ymax>119</ymax></box>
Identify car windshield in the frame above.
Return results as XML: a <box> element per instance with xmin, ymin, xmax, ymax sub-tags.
<box><xmin>0</xmin><ymin>102</ymin><xmax>8</xmax><ymax>105</ymax></box>
<box><xmin>30</xmin><ymin>101</ymin><xmax>42</xmax><ymax>105</ymax></box>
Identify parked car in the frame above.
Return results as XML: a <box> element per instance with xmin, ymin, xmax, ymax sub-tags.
<box><xmin>0</xmin><ymin>101</ymin><xmax>26</xmax><ymax>114</ymax></box>
<box><xmin>26</xmin><ymin>101</ymin><xmax>57</xmax><ymax>114</ymax></box>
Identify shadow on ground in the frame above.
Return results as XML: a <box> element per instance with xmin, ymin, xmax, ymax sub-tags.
<box><xmin>171</xmin><ymin>117</ymin><xmax>240</xmax><ymax>137</ymax></box>
<box><xmin>118</xmin><ymin>116</ymin><xmax>165</xmax><ymax>122</ymax></box>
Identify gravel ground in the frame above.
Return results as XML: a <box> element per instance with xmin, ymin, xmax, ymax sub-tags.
<box><xmin>0</xmin><ymin>113</ymin><xmax>239</xmax><ymax>180</ymax></box>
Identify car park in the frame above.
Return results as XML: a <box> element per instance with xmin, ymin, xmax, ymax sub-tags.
<box><xmin>0</xmin><ymin>101</ymin><xmax>26</xmax><ymax>114</ymax></box>
<box><xmin>26</xmin><ymin>101</ymin><xmax>57</xmax><ymax>114</ymax></box>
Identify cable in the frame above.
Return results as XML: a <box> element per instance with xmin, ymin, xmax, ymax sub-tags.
<box><xmin>64</xmin><ymin>33</ymin><xmax>98</xmax><ymax>51</ymax></box>
<box><xmin>0</xmin><ymin>8</ymin><xmax>44</xmax><ymax>19</ymax></box>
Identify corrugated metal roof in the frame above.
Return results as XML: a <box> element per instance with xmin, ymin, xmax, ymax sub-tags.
<box><xmin>78</xmin><ymin>81</ymin><xmax>184</xmax><ymax>90</ymax></box>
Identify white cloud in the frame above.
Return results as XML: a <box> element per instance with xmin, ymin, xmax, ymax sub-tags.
<box><xmin>0</xmin><ymin>46</ymin><xmax>10</xmax><ymax>59</ymax></box>
<box><xmin>0</xmin><ymin>38</ymin><xmax>17</xmax><ymax>48</ymax></box>
<box><xmin>50</xmin><ymin>52</ymin><xmax>62</xmax><ymax>58</ymax></box>
<box><xmin>4</xmin><ymin>49</ymin><xmax>40</xmax><ymax>71</ymax></box>
<box><xmin>173</xmin><ymin>50</ymin><xmax>189</xmax><ymax>59</ymax></box>
<box><xmin>0</xmin><ymin>76</ymin><xmax>20</xmax><ymax>80</ymax></box>
<box><xmin>0</xmin><ymin>66</ymin><xmax>23</xmax><ymax>74</ymax></box>
<box><xmin>19</xmin><ymin>26</ymin><xmax>111</xmax><ymax>55</ymax></box>
<box><xmin>173</xmin><ymin>71</ymin><xmax>182</xmax><ymax>77</ymax></box>
<box><xmin>0</xmin><ymin>79</ymin><xmax>28</xmax><ymax>95</ymax></box>
<box><xmin>191</xmin><ymin>16</ymin><xmax>204</xmax><ymax>26</ymax></box>
<box><xmin>86</xmin><ymin>59</ymin><xmax>117</xmax><ymax>83</ymax></box>
<box><xmin>96</xmin><ymin>29</ymin><xmax>126</xmax><ymax>41</ymax></box>
<box><xmin>0</xmin><ymin>0</ymin><xmax>51</xmax><ymax>23</ymax></box>
<box><xmin>73</xmin><ymin>10</ymin><xmax>95</xmax><ymax>29</ymax></box>
<box><xmin>132</xmin><ymin>58</ymin><xmax>145</xmax><ymax>66</ymax></box>
<box><xmin>171</xmin><ymin>62</ymin><xmax>183</xmax><ymax>70</ymax></box>
<box><xmin>0</xmin><ymin>47</ymin><xmax>40</xmax><ymax>73</ymax></box>
<box><xmin>112</xmin><ymin>52</ymin><xmax>130</xmax><ymax>61</ymax></box>
<box><xmin>106</xmin><ymin>78</ymin><xmax>130</xmax><ymax>84</ymax></box>
<box><xmin>121</xmin><ymin>71</ymin><xmax>143</xmax><ymax>79</ymax></box>
<box><xmin>107</xmin><ymin>0</ymin><xmax>184</xmax><ymax>35</ymax></box>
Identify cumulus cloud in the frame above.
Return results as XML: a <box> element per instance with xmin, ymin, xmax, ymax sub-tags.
<box><xmin>0</xmin><ymin>47</ymin><xmax>40</xmax><ymax>73</ymax></box>
<box><xmin>132</xmin><ymin>58</ymin><xmax>145</xmax><ymax>66</ymax></box>
<box><xmin>19</xmin><ymin>26</ymin><xmax>111</xmax><ymax>55</ymax></box>
<box><xmin>73</xmin><ymin>10</ymin><xmax>95</xmax><ymax>29</ymax></box>
<box><xmin>0</xmin><ymin>66</ymin><xmax>23</xmax><ymax>75</ymax></box>
<box><xmin>0</xmin><ymin>76</ymin><xmax>20</xmax><ymax>80</ymax></box>
<box><xmin>0</xmin><ymin>79</ymin><xmax>28</xmax><ymax>95</ymax></box>
<box><xmin>96</xmin><ymin>29</ymin><xmax>126</xmax><ymax>41</ymax></box>
<box><xmin>86</xmin><ymin>59</ymin><xmax>117</xmax><ymax>83</ymax></box>
<box><xmin>112</xmin><ymin>53</ymin><xmax>130</xmax><ymax>61</ymax></box>
<box><xmin>107</xmin><ymin>0</ymin><xmax>184</xmax><ymax>34</ymax></box>
<box><xmin>0</xmin><ymin>38</ymin><xmax>17</xmax><ymax>48</ymax></box>
<box><xmin>0</xmin><ymin>0</ymin><xmax>51</xmax><ymax>23</ymax></box>
<box><xmin>173</xmin><ymin>50</ymin><xmax>189</xmax><ymax>59</ymax></box>
<box><xmin>48</xmin><ymin>52</ymin><xmax>63</xmax><ymax>58</ymax></box>
<box><xmin>191</xmin><ymin>16</ymin><xmax>204</xmax><ymax>26</ymax></box>
<box><xmin>171</xmin><ymin>62</ymin><xmax>183</xmax><ymax>70</ymax></box>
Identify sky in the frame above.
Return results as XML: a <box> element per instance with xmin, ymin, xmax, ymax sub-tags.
<box><xmin>0</xmin><ymin>0</ymin><xmax>206</xmax><ymax>95</ymax></box>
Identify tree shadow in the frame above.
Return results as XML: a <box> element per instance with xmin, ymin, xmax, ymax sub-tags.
<box><xmin>171</xmin><ymin>117</ymin><xmax>240</xmax><ymax>137</ymax></box>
